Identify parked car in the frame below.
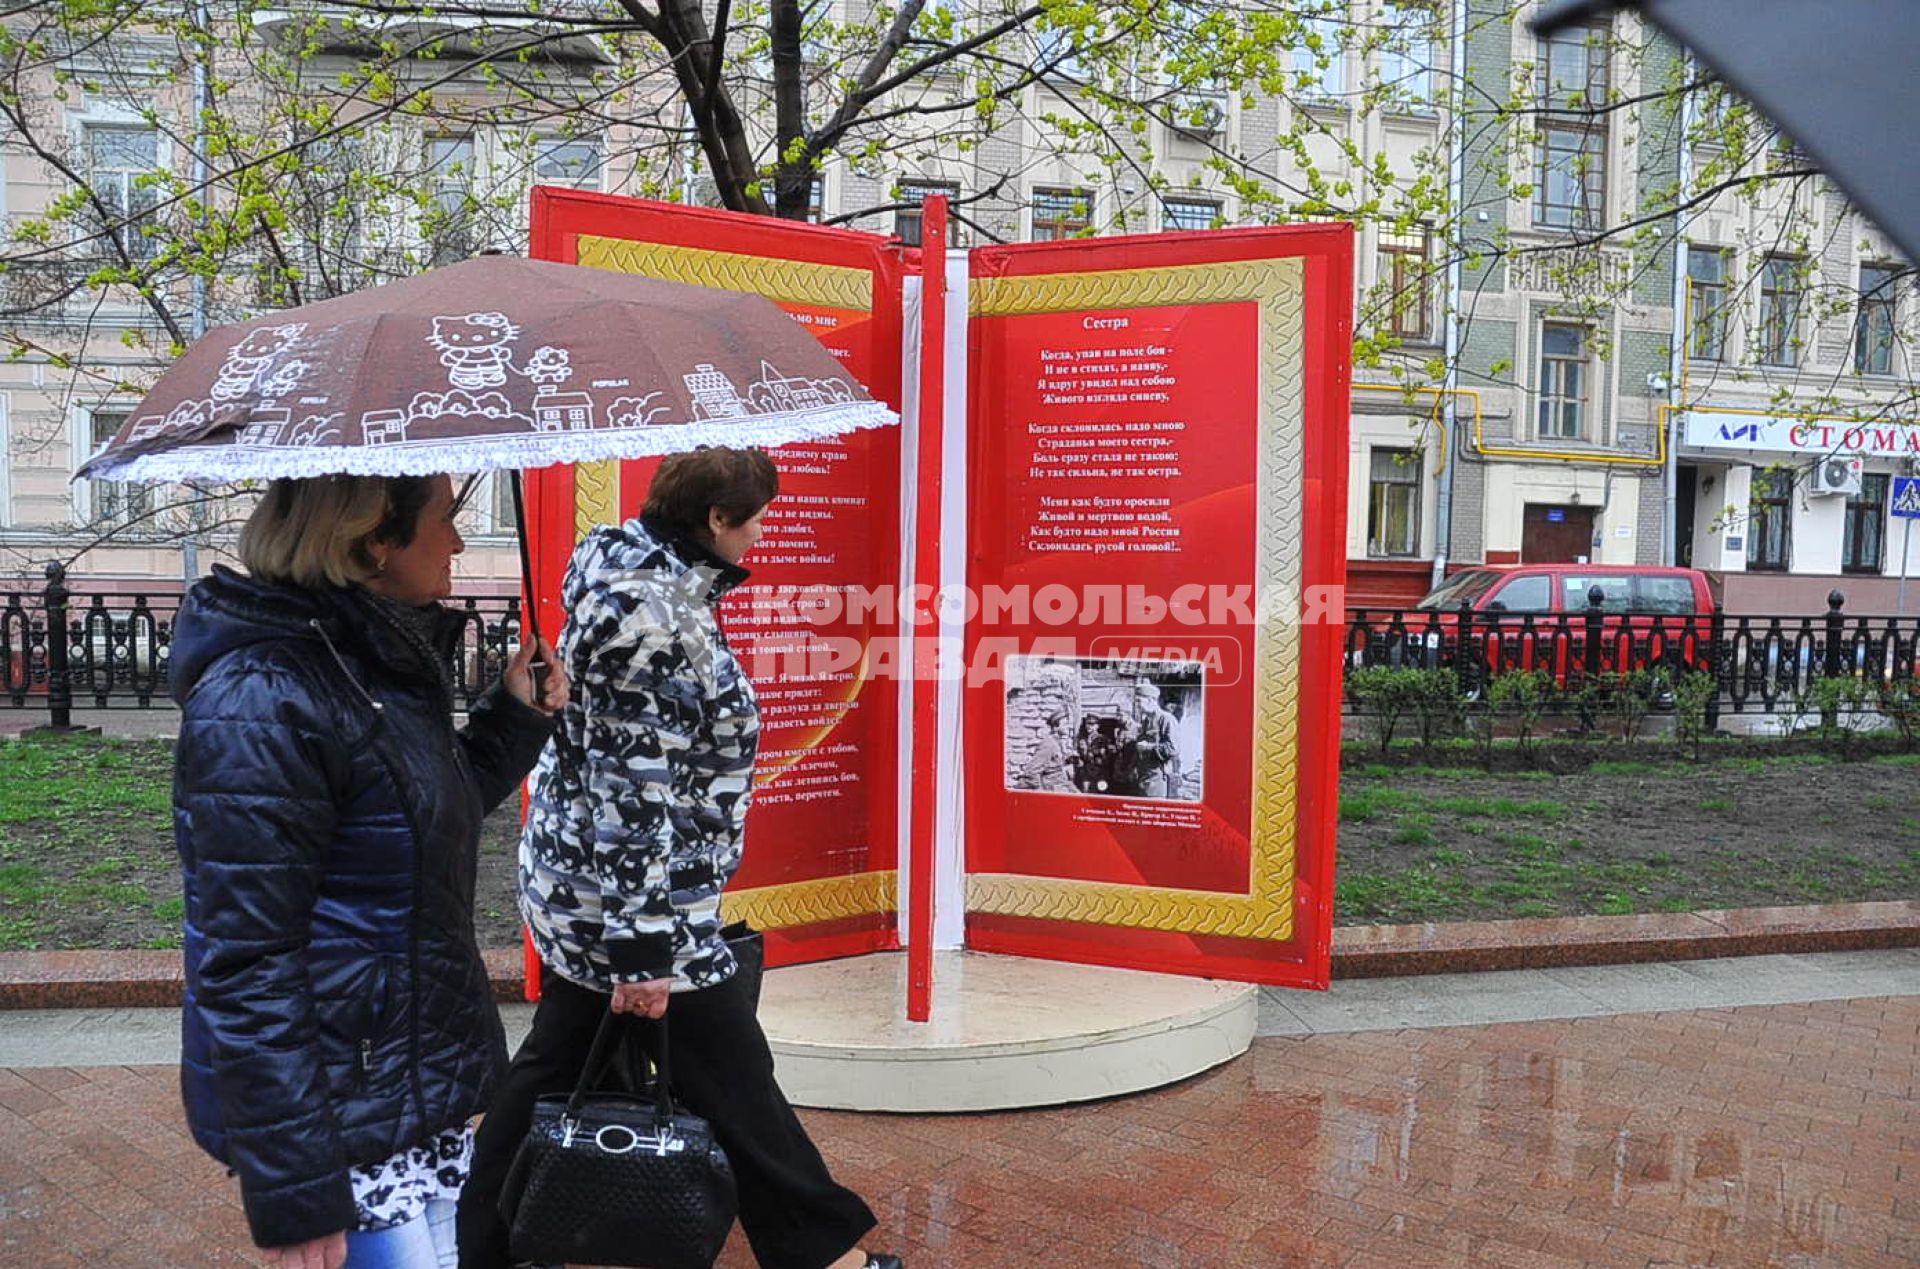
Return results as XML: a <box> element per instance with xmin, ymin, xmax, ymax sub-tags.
<box><xmin>1349</xmin><ymin>564</ymin><xmax>1719</xmax><ymax>702</ymax></box>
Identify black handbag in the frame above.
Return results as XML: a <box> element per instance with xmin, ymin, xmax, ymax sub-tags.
<box><xmin>501</xmin><ymin>1011</ymin><xmax>738</xmax><ymax>1269</ymax></box>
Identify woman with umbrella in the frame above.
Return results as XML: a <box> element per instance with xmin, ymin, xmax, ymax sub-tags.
<box><xmin>170</xmin><ymin>472</ymin><xmax>567</xmax><ymax>1267</ymax></box>
<box><xmin>78</xmin><ymin>257</ymin><xmax>902</xmax><ymax>1268</ymax></box>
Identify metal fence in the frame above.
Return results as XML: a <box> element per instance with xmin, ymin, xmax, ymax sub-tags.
<box><xmin>1345</xmin><ymin>588</ymin><xmax>1920</xmax><ymax>718</ymax></box>
<box><xmin>0</xmin><ymin>563</ymin><xmax>525</xmax><ymax>726</ymax></box>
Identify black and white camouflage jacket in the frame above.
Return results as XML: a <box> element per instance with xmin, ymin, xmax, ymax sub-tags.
<box><xmin>520</xmin><ymin>515</ymin><xmax>757</xmax><ymax>992</ymax></box>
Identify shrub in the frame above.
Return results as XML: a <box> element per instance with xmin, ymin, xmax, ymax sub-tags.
<box><xmin>1811</xmin><ymin>676</ymin><xmax>1875</xmax><ymax>760</ymax></box>
<box><xmin>1409</xmin><ymin>668</ymin><xmax>1463</xmax><ymax>755</ymax></box>
<box><xmin>1347</xmin><ymin>666</ymin><xmax>1416</xmax><ymax>756</ymax></box>
<box><xmin>1487</xmin><ymin>668</ymin><xmax>1554</xmax><ymax>758</ymax></box>
<box><xmin>1878</xmin><ymin>681</ymin><xmax>1920</xmax><ymax>752</ymax></box>
<box><xmin>1349</xmin><ymin>667</ymin><xmax>1462</xmax><ymax>756</ymax></box>
<box><xmin>1672</xmin><ymin>671</ymin><xmax>1718</xmax><ymax>761</ymax></box>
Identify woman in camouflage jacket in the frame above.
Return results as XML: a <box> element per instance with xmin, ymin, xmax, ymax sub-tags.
<box><xmin>458</xmin><ymin>448</ymin><xmax>900</xmax><ymax>1269</ymax></box>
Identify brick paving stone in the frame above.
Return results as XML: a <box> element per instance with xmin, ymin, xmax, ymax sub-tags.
<box><xmin>2</xmin><ymin>997</ymin><xmax>1917</xmax><ymax>1266</ymax></box>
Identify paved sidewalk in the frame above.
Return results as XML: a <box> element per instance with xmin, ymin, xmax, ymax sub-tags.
<box><xmin>3</xmin><ymin>955</ymin><xmax>1915</xmax><ymax>1267</ymax></box>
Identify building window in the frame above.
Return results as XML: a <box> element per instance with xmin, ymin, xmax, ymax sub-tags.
<box><xmin>85</xmin><ymin>409</ymin><xmax>153</xmax><ymax>527</ymax></box>
<box><xmin>1367</xmin><ymin>447</ymin><xmax>1420</xmax><ymax>557</ymax></box>
<box><xmin>1536</xmin><ymin>322</ymin><xmax>1590</xmax><ymax>440</ymax></box>
<box><xmin>894</xmin><ymin>180</ymin><xmax>961</xmax><ymax>247</ymax></box>
<box><xmin>1842</xmin><ymin>473</ymin><xmax>1887</xmax><ymax>574</ymax></box>
<box><xmin>1746</xmin><ymin>469</ymin><xmax>1792</xmax><ymax>571</ymax></box>
<box><xmin>1380</xmin><ymin>227</ymin><xmax>1433</xmax><ymax>342</ymax></box>
<box><xmin>83</xmin><ymin>125</ymin><xmax>161</xmax><ymax>261</ymax></box>
<box><xmin>533</xmin><ymin>138</ymin><xmax>604</xmax><ymax>190</ymax></box>
<box><xmin>1031</xmin><ymin>187</ymin><xmax>1092</xmax><ymax>241</ymax></box>
<box><xmin>1855</xmin><ymin>263</ymin><xmax>1899</xmax><ymax>376</ymax></box>
<box><xmin>1378</xmin><ymin>1</ymin><xmax>1434</xmax><ymax>106</ymax></box>
<box><xmin>1163</xmin><ymin>198</ymin><xmax>1221</xmax><ymax>232</ymax></box>
<box><xmin>805</xmin><ymin>176</ymin><xmax>825</xmax><ymax>224</ymax></box>
<box><xmin>426</xmin><ymin>135</ymin><xmax>477</xmax><ymax>265</ymax></box>
<box><xmin>1687</xmin><ymin>246</ymin><xmax>1729</xmax><ymax>361</ymax></box>
<box><xmin>1534</xmin><ymin>24</ymin><xmax>1608</xmax><ymax>230</ymax></box>
<box><xmin>1758</xmin><ymin>255</ymin><xmax>1803</xmax><ymax>367</ymax></box>
<box><xmin>1292</xmin><ymin>12</ymin><xmax>1347</xmax><ymax>99</ymax></box>
<box><xmin>1536</xmin><ymin>124</ymin><xmax>1605</xmax><ymax>230</ymax></box>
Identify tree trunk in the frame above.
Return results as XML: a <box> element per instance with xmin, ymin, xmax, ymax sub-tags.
<box><xmin>769</xmin><ymin>0</ymin><xmax>812</xmax><ymax>220</ymax></box>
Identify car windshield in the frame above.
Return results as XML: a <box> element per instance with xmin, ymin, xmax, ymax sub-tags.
<box><xmin>1416</xmin><ymin>570</ymin><xmax>1500</xmax><ymax>609</ymax></box>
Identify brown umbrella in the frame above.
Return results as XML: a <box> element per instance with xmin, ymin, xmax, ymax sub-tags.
<box><xmin>76</xmin><ymin>255</ymin><xmax>897</xmax><ymax>652</ymax></box>
<box><xmin>76</xmin><ymin>255</ymin><xmax>894</xmax><ymax>485</ymax></box>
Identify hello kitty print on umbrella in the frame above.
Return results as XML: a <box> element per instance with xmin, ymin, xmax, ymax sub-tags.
<box><xmin>76</xmin><ymin>255</ymin><xmax>896</xmax><ymax>486</ymax></box>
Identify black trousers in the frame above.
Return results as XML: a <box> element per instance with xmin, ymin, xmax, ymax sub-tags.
<box><xmin>457</xmin><ymin>966</ymin><xmax>877</xmax><ymax>1269</ymax></box>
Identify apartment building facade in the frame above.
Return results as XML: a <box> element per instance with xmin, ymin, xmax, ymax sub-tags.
<box><xmin>2</xmin><ymin>2</ymin><xmax>1912</xmax><ymax>615</ymax></box>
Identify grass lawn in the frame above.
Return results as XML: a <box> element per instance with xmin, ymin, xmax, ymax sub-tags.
<box><xmin>0</xmin><ymin>734</ymin><xmax>1916</xmax><ymax>948</ymax></box>
<box><xmin>1335</xmin><ymin>753</ymin><xmax>1920</xmax><ymax>923</ymax></box>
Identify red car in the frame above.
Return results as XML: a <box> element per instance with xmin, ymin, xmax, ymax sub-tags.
<box><xmin>1352</xmin><ymin>565</ymin><xmax>1719</xmax><ymax>700</ymax></box>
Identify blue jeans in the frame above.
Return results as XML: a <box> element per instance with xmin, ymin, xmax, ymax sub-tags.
<box><xmin>345</xmin><ymin>1198</ymin><xmax>458</xmax><ymax>1269</ymax></box>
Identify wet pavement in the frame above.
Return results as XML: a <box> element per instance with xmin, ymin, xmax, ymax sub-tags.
<box><xmin>1</xmin><ymin>959</ymin><xmax>1914</xmax><ymax>1267</ymax></box>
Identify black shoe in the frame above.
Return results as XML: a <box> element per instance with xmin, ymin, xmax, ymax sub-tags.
<box><xmin>865</xmin><ymin>1257</ymin><xmax>904</xmax><ymax>1269</ymax></box>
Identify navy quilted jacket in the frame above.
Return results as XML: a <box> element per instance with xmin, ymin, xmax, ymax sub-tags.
<box><xmin>170</xmin><ymin>567</ymin><xmax>554</xmax><ymax>1249</ymax></box>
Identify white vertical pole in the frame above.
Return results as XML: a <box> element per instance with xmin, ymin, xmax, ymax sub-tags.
<box><xmin>932</xmin><ymin>252</ymin><xmax>970</xmax><ymax>949</ymax></box>
<box><xmin>1899</xmin><ymin>516</ymin><xmax>1913</xmax><ymax>618</ymax></box>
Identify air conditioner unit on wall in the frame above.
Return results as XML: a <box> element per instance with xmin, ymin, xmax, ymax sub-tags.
<box><xmin>1811</xmin><ymin>455</ymin><xmax>1864</xmax><ymax>497</ymax></box>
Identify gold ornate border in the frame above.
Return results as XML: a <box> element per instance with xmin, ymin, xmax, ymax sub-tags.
<box><xmin>578</xmin><ymin>236</ymin><xmax>875</xmax><ymax>312</ymax></box>
<box><xmin>572</xmin><ymin>234</ymin><xmax>896</xmax><ymax>933</ymax></box>
<box><xmin>965</xmin><ymin>259</ymin><xmax>1306</xmax><ymax>941</ymax></box>
<box><xmin>721</xmin><ymin>870</ymin><xmax>899</xmax><ymax>932</ymax></box>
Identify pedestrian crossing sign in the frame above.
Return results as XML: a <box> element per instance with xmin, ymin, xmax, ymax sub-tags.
<box><xmin>1895</xmin><ymin>476</ymin><xmax>1920</xmax><ymax>519</ymax></box>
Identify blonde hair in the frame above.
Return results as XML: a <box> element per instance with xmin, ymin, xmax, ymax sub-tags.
<box><xmin>239</xmin><ymin>475</ymin><xmax>433</xmax><ymax>589</ymax></box>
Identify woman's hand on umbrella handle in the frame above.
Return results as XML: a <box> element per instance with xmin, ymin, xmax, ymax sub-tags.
<box><xmin>506</xmin><ymin>637</ymin><xmax>568</xmax><ymax>714</ymax></box>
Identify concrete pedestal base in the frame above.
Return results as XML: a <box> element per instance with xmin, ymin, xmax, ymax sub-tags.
<box><xmin>759</xmin><ymin>950</ymin><xmax>1256</xmax><ymax>1112</ymax></box>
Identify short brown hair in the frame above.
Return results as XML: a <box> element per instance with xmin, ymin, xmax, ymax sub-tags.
<box><xmin>642</xmin><ymin>447</ymin><xmax>779</xmax><ymax>540</ymax></box>
<box><xmin>239</xmin><ymin>475</ymin><xmax>435</xmax><ymax>589</ymax></box>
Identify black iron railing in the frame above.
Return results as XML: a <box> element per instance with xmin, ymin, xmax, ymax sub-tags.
<box><xmin>1345</xmin><ymin>588</ymin><xmax>1920</xmax><ymax>718</ymax></box>
<box><xmin>0</xmin><ymin>563</ymin><xmax>525</xmax><ymax>724</ymax></box>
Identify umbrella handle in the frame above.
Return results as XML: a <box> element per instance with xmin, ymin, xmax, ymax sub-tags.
<box><xmin>510</xmin><ymin>470</ymin><xmax>550</xmax><ymax>698</ymax></box>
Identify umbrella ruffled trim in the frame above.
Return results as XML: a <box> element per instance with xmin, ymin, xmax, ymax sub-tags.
<box><xmin>84</xmin><ymin>402</ymin><xmax>900</xmax><ymax>484</ymax></box>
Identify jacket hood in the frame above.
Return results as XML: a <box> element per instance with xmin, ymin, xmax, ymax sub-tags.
<box><xmin>563</xmin><ymin>517</ymin><xmax>750</xmax><ymax>616</ymax></box>
<box><xmin>170</xmin><ymin>566</ymin><xmax>464</xmax><ymax>706</ymax></box>
<box><xmin>170</xmin><ymin>567</ymin><xmax>335</xmax><ymax>705</ymax></box>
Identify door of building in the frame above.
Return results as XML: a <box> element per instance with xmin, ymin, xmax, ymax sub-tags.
<box><xmin>1674</xmin><ymin>465</ymin><xmax>1698</xmax><ymax>566</ymax></box>
<box><xmin>1521</xmin><ymin>504</ymin><xmax>1596</xmax><ymax>563</ymax></box>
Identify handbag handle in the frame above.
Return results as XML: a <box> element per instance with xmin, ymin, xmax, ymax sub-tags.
<box><xmin>567</xmin><ymin>1007</ymin><xmax>675</xmax><ymax>1124</ymax></box>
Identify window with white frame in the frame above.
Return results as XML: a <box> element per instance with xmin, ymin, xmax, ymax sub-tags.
<box><xmin>1380</xmin><ymin>226</ymin><xmax>1433</xmax><ymax>342</ymax></box>
<box><xmin>1855</xmin><ymin>263</ymin><xmax>1899</xmax><ymax>376</ymax></box>
<box><xmin>1686</xmin><ymin>246</ymin><xmax>1729</xmax><ymax>361</ymax></box>
<box><xmin>84</xmin><ymin>408</ymin><xmax>153</xmax><ymax>527</ymax></box>
<box><xmin>82</xmin><ymin>124</ymin><xmax>161</xmax><ymax>261</ymax></box>
<box><xmin>426</xmin><ymin>135</ymin><xmax>477</xmax><ymax>265</ymax></box>
<box><xmin>1367</xmin><ymin>447</ymin><xmax>1420</xmax><ymax>557</ymax></box>
<box><xmin>894</xmin><ymin>180</ymin><xmax>961</xmax><ymax>247</ymax></box>
<box><xmin>1536</xmin><ymin>322</ymin><xmax>1590</xmax><ymax>441</ymax></box>
<box><xmin>1292</xmin><ymin>10</ymin><xmax>1348</xmax><ymax>99</ymax></box>
<box><xmin>1758</xmin><ymin>254</ymin><xmax>1803</xmax><ymax>367</ymax></box>
<box><xmin>805</xmin><ymin>176</ymin><xmax>825</xmax><ymax>224</ymax></box>
<box><xmin>533</xmin><ymin>137</ymin><xmax>604</xmax><ymax>190</ymax></box>
<box><xmin>1031</xmin><ymin>187</ymin><xmax>1092</xmax><ymax>241</ymax></box>
<box><xmin>1534</xmin><ymin>23</ymin><xmax>1609</xmax><ymax>229</ymax></box>
<box><xmin>1377</xmin><ymin>1</ymin><xmax>1434</xmax><ymax>106</ymax></box>
<box><xmin>1163</xmin><ymin>197</ymin><xmax>1220</xmax><ymax>231</ymax></box>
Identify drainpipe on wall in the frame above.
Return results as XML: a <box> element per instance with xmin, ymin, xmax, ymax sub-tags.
<box><xmin>1662</xmin><ymin>50</ymin><xmax>1696</xmax><ymax>567</ymax></box>
<box><xmin>1433</xmin><ymin>0</ymin><xmax>1469</xmax><ymax>588</ymax></box>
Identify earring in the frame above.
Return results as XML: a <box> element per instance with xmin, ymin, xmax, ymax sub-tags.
<box><xmin>376</xmin><ymin>556</ymin><xmax>389</xmax><ymax>575</ymax></box>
